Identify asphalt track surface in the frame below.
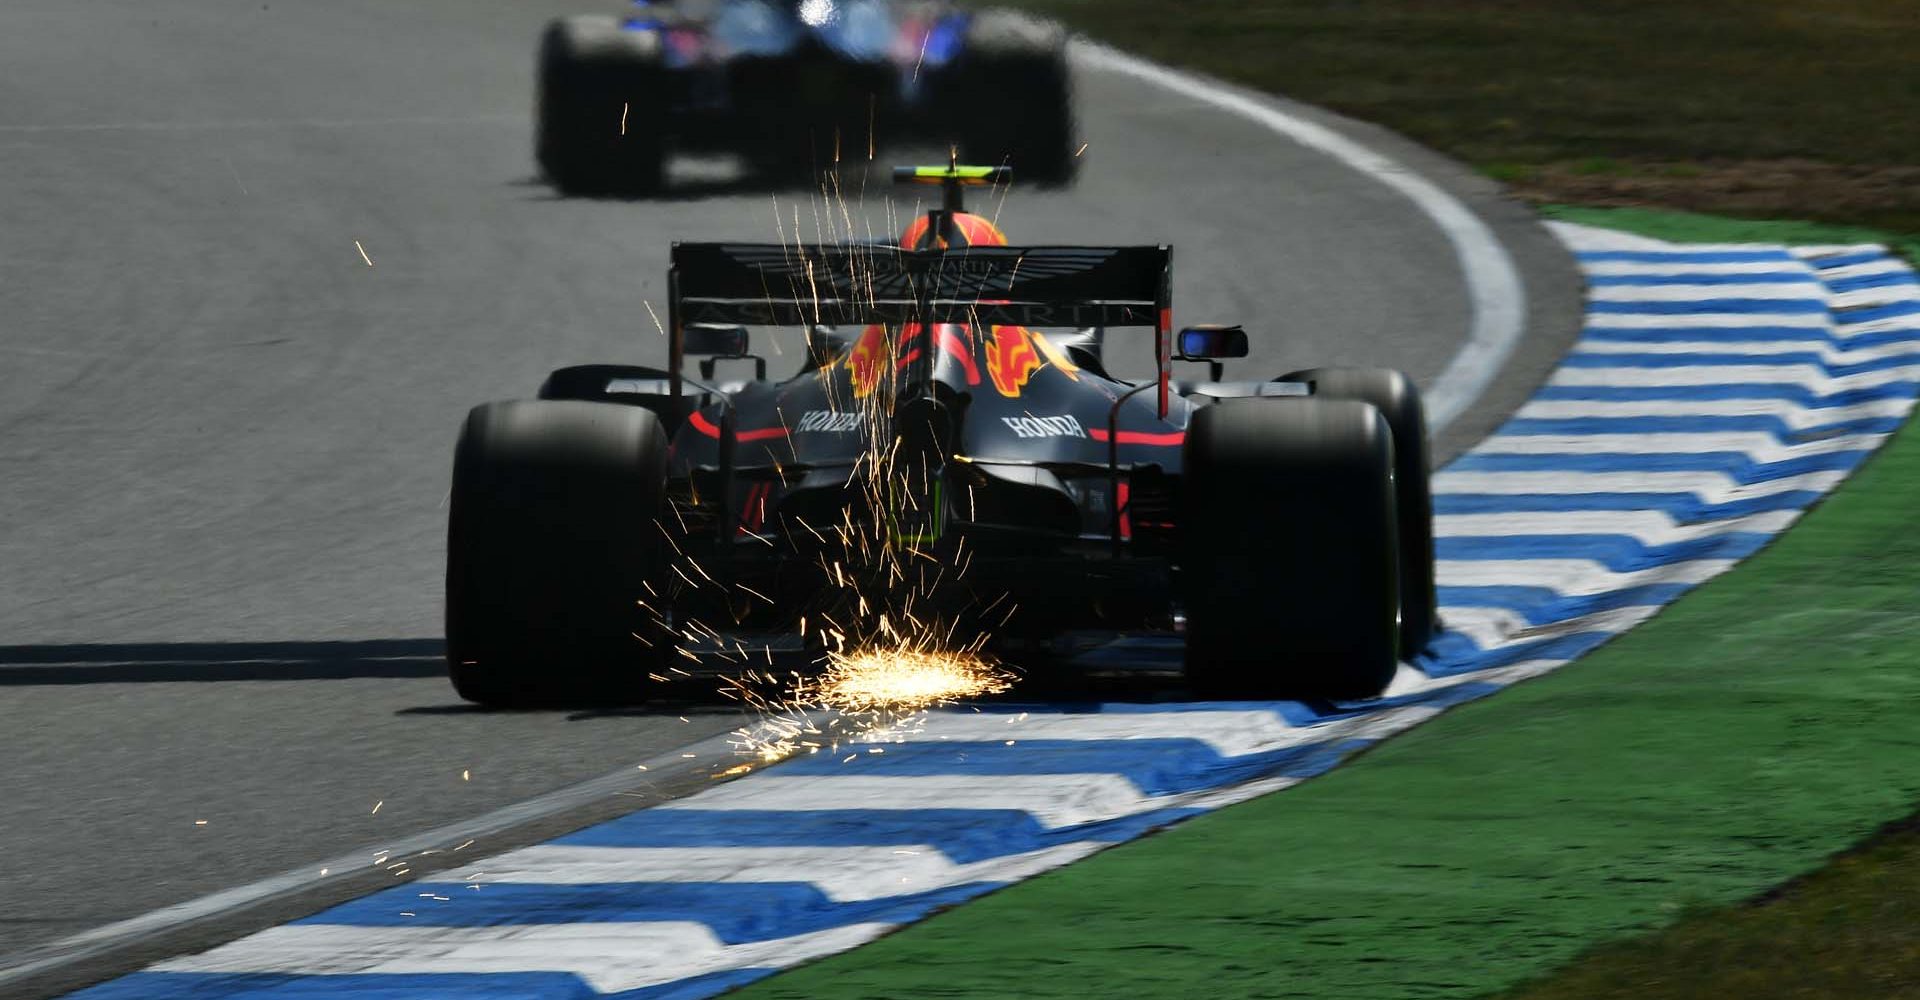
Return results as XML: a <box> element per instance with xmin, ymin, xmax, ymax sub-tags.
<box><xmin>0</xmin><ymin>0</ymin><xmax>1580</xmax><ymax>986</ymax></box>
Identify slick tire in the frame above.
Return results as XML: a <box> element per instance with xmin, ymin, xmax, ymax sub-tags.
<box><xmin>950</xmin><ymin>11</ymin><xmax>1077</xmax><ymax>187</ymax></box>
<box><xmin>538</xmin><ymin>364</ymin><xmax>700</xmax><ymax>435</ymax></box>
<box><xmin>1182</xmin><ymin>397</ymin><xmax>1399</xmax><ymax>700</ymax></box>
<box><xmin>536</xmin><ymin>16</ymin><xmax>668</xmax><ymax>196</ymax></box>
<box><xmin>1280</xmin><ymin>367</ymin><xmax>1438</xmax><ymax>656</ymax></box>
<box><xmin>446</xmin><ymin>400</ymin><xmax>672</xmax><ymax>706</ymax></box>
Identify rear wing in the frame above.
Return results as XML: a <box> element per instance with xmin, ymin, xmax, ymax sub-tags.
<box><xmin>667</xmin><ymin>242</ymin><xmax>1176</xmax><ymax>413</ymax></box>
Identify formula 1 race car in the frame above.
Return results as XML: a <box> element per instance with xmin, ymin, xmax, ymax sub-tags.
<box><xmin>536</xmin><ymin>1</ymin><xmax>1077</xmax><ymax>194</ymax></box>
<box><xmin>446</xmin><ymin>165</ymin><xmax>1436</xmax><ymax>706</ymax></box>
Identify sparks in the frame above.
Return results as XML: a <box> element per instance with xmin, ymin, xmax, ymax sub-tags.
<box><xmin>354</xmin><ymin>240</ymin><xmax>374</xmax><ymax>267</ymax></box>
<box><xmin>814</xmin><ymin>644</ymin><xmax>1011</xmax><ymax>715</ymax></box>
<box><xmin>731</xmin><ymin>642</ymin><xmax>1013</xmax><ymax>762</ymax></box>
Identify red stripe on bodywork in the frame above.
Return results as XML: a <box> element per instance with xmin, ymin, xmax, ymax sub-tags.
<box><xmin>1088</xmin><ymin>428</ymin><xmax>1186</xmax><ymax>447</ymax></box>
<box><xmin>935</xmin><ymin>326</ymin><xmax>982</xmax><ymax>385</ymax></box>
<box><xmin>688</xmin><ymin>410</ymin><xmax>786</xmax><ymax>443</ymax></box>
<box><xmin>737</xmin><ymin>482</ymin><xmax>771</xmax><ymax>537</ymax></box>
<box><xmin>1115</xmin><ymin>480</ymin><xmax>1133</xmax><ymax>540</ymax></box>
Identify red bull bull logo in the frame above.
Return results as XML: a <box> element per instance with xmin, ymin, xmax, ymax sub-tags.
<box><xmin>845</xmin><ymin>325</ymin><xmax>889</xmax><ymax>398</ymax></box>
<box><xmin>985</xmin><ymin>326</ymin><xmax>1043</xmax><ymax>398</ymax></box>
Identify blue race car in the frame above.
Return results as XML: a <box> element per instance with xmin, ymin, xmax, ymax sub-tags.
<box><xmin>536</xmin><ymin>1</ymin><xmax>1078</xmax><ymax>195</ymax></box>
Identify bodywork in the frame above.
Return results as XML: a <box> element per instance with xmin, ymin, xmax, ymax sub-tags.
<box><xmin>647</xmin><ymin>241</ymin><xmax>1209</xmax><ymax>647</ymax></box>
<box><xmin>617</xmin><ymin>0</ymin><xmax>980</xmax><ymax>152</ymax></box>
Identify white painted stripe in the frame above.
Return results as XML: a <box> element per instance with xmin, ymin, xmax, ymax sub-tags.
<box><xmin>1515</xmin><ymin>396</ymin><xmax>1915</xmax><ymax>426</ymax></box>
<box><xmin>1574</xmin><ymin>338</ymin><xmax>1920</xmax><ymax>361</ymax></box>
<box><xmin>1588</xmin><ymin>283</ymin><xmax>1825</xmax><ymax>302</ymax></box>
<box><xmin>154</xmin><ymin>922</ymin><xmax>890</xmax><ymax>994</ymax></box>
<box><xmin>1549</xmin><ymin>365</ymin><xmax>1917</xmax><ymax>388</ymax></box>
<box><xmin>1474</xmin><ymin>430</ymin><xmax>1888</xmax><ymax>459</ymax></box>
<box><xmin>1432</xmin><ymin>468</ymin><xmax>1848</xmax><ymax>497</ymax></box>
<box><xmin>1585</xmin><ymin>283</ymin><xmax>1913</xmax><ymax>310</ymax></box>
<box><xmin>660</xmin><ymin>774</ymin><xmax>1155</xmax><ymax>829</ymax></box>
<box><xmin>478</xmin><ymin>842</ymin><xmax>1103</xmax><ymax>901</ymax></box>
<box><xmin>856</xmin><ymin>708</ymin><xmax>1313</xmax><ymax>757</ymax></box>
<box><xmin>1435</xmin><ymin>509</ymin><xmax>1800</xmax><ymax>541</ymax></box>
<box><xmin>1438</xmin><ymin>604</ymin><xmax>1665</xmax><ymax>651</ymax></box>
<box><xmin>1833</xmin><ymin>285</ymin><xmax>1920</xmax><ymax>309</ymax></box>
<box><xmin>1580</xmin><ymin>260</ymin><xmax>1816</xmax><ymax>278</ymax></box>
<box><xmin>1384</xmin><ymin>656</ymin><xmax>1572</xmax><ymax>699</ymax></box>
<box><xmin>1437</xmin><ymin>558</ymin><xmax>1738</xmax><ymax>595</ymax></box>
<box><xmin>1813</xmin><ymin>258</ymin><xmax>1914</xmax><ymax>281</ymax></box>
<box><xmin>1832</xmin><ymin>316</ymin><xmax>1920</xmax><ymax>337</ymax></box>
<box><xmin>1073</xmin><ymin>41</ymin><xmax>1525</xmax><ymax>431</ymax></box>
<box><xmin>1582</xmin><ymin>258</ymin><xmax>1912</xmax><ymax>282</ymax></box>
<box><xmin>1544</xmin><ymin>223</ymin><xmax>1790</xmax><ymax>254</ymax></box>
<box><xmin>1580</xmin><ymin>312</ymin><xmax>1831</xmax><ymax>330</ymax></box>
<box><xmin>1791</xmin><ymin>244</ymin><xmax>1893</xmax><ymax>260</ymax></box>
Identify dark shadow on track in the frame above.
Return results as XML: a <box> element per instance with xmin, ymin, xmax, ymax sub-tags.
<box><xmin>393</xmin><ymin>700</ymin><xmax>746</xmax><ymax>719</ymax></box>
<box><xmin>0</xmin><ymin>639</ymin><xmax>444</xmax><ymax>685</ymax></box>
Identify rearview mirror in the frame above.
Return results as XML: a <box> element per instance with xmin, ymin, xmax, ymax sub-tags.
<box><xmin>684</xmin><ymin>323</ymin><xmax>750</xmax><ymax>357</ymax></box>
<box><xmin>1175</xmin><ymin>324</ymin><xmax>1249</xmax><ymax>360</ymax></box>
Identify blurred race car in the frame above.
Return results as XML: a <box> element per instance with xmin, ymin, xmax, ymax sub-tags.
<box><xmin>446</xmin><ymin>165</ymin><xmax>1436</xmax><ymax>706</ymax></box>
<box><xmin>537</xmin><ymin>0</ymin><xmax>1078</xmax><ymax>194</ymax></box>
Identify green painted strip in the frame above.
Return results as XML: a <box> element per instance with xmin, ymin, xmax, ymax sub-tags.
<box><xmin>1540</xmin><ymin>205</ymin><xmax>1920</xmax><ymax>261</ymax></box>
<box><xmin>734</xmin><ymin>210</ymin><xmax>1920</xmax><ymax>1000</ymax></box>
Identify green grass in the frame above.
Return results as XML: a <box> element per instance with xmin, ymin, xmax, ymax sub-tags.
<box><xmin>729</xmin><ymin>210</ymin><xmax>1920</xmax><ymax>998</ymax></box>
<box><xmin>999</xmin><ymin>0</ymin><xmax>1920</xmax><ymax>230</ymax></box>
<box><xmin>1494</xmin><ymin>816</ymin><xmax>1920</xmax><ymax>1000</ymax></box>
<box><xmin>1542</xmin><ymin>204</ymin><xmax>1920</xmax><ymax>260</ymax></box>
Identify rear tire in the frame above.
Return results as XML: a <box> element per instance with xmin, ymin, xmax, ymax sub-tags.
<box><xmin>948</xmin><ymin>12</ymin><xmax>1077</xmax><ymax>187</ymax></box>
<box><xmin>446</xmin><ymin>400</ymin><xmax>673</xmax><ymax>706</ymax></box>
<box><xmin>1280</xmin><ymin>367</ymin><xmax>1438</xmax><ymax>655</ymax></box>
<box><xmin>536</xmin><ymin>16</ymin><xmax>668</xmax><ymax>196</ymax></box>
<box><xmin>1182</xmin><ymin>398</ymin><xmax>1400</xmax><ymax>700</ymax></box>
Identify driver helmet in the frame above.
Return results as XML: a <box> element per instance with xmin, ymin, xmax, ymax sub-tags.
<box><xmin>900</xmin><ymin>211</ymin><xmax>1007</xmax><ymax>250</ymax></box>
